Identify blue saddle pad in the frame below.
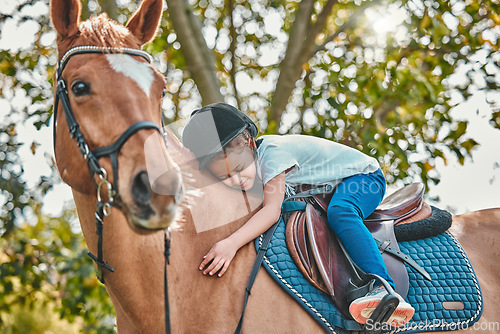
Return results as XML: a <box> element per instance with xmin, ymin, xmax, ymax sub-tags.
<box><xmin>255</xmin><ymin>218</ymin><xmax>483</xmax><ymax>333</ymax></box>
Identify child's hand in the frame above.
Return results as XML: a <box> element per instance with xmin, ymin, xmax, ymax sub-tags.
<box><xmin>199</xmin><ymin>238</ymin><xmax>238</xmax><ymax>277</ymax></box>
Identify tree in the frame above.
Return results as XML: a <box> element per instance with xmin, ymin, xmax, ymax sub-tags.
<box><xmin>159</xmin><ymin>0</ymin><xmax>499</xmax><ymax>187</ymax></box>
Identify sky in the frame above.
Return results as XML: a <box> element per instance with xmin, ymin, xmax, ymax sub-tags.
<box><xmin>0</xmin><ymin>1</ymin><xmax>499</xmax><ymax>219</ymax></box>
<box><xmin>413</xmin><ymin>92</ymin><xmax>500</xmax><ymax>213</ymax></box>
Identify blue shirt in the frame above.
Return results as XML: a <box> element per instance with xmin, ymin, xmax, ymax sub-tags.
<box><xmin>256</xmin><ymin>135</ymin><xmax>380</xmax><ymax>187</ymax></box>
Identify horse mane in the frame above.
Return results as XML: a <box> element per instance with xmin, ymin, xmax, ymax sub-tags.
<box><xmin>79</xmin><ymin>14</ymin><xmax>139</xmax><ymax>48</ymax></box>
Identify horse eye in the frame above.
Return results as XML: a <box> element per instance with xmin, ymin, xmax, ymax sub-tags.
<box><xmin>162</xmin><ymin>87</ymin><xmax>167</xmax><ymax>98</ymax></box>
<box><xmin>71</xmin><ymin>81</ymin><xmax>90</xmax><ymax>96</ymax></box>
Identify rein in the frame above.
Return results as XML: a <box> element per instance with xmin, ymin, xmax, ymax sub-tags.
<box><xmin>54</xmin><ymin>45</ymin><xmax>171</xmax><ymax>334</ymax></box>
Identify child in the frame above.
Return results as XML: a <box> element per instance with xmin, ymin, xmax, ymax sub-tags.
<box><xmin>182</xmin><ymin>102</ymin><xmax>414</xmax><ymax>326</ymax></box>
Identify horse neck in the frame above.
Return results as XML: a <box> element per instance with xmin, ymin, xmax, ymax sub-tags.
<box><xmin>72</xmin><ymin>136</ymin><xmax>264</xmax><ymax>332</ymax></box>
<box><xmin>167</xmin><ymin>181</ymin><xmax>264</xmax><ymax>331</ymax></box>
<box><xmin>72</xmin><ymin>189</ymin><xmax>166</xmax><ymax>331</ymax></box>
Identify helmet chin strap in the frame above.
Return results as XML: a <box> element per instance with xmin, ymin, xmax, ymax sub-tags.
<box><xmin>248</xmin><ymin>136</ymin><xmax>257</xmax><ymax>151</ymax></box>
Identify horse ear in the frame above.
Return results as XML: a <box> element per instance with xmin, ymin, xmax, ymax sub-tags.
<box><xmin>50</xmin><ymin>0</ymin><xmax>81</xmax><ymax>40</ymax></box>
<box><xmin>126</xmin><ymin>0</ymin><xmax>163</xmax><ymax>45</ymax></box>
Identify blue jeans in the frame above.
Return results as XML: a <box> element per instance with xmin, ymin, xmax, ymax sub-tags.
<box><xmin>327</xmin><ymin>169</ymin><xmax>394</xmax><ymax>288</ymax></box>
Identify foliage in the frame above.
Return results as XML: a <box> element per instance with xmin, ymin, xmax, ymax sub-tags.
<box><xmin>0</xmin><ymin>206</ymin><xmax>115</xmax><ymax>333</ymax></box>
<box><xmin>156</xmin><ymin>0</ymin><xmax>499</xmax><ymax>187</ymax></box>
<box><xmin>0</xmin><ymin>0</ymin><xmax>121</xmax><ymax>331</ymax></box>
<box><xmin>0</xmin><ymin>0</ymin><xmax>498</xmax><ymax>332</ymax></box>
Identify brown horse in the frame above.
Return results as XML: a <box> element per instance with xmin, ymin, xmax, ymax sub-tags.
<box><xmin>50</xmin><ymin>0</ymin><xmax>500</xmax><ymax>333</ymax></box>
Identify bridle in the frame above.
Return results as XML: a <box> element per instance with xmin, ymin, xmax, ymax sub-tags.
<box><xmin>54</xmin><ymin>45</ymin><xmax>164</xmax><ymax>203</ymax></box>
<box><xmin>54</xmin><ymin>45</ymin><xmax>171</xmax><ymax>333</ymax></box>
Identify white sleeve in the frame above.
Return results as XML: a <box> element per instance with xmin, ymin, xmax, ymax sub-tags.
<box><xmin>257</xmin><ymin>143</ymin><xmax>299</xmax><ymax>185</ymax></box>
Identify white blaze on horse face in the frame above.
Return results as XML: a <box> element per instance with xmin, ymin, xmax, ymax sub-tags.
<box><xmin>106</xmin><ymin>54</ymin><xmax>154</xmax><ymax>98</ymax></box>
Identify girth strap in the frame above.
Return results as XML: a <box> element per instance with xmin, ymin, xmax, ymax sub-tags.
<box><xmin>234</xmin><ymin>219</ymin><xmax>280</xmax><ymax>334</ymax></box>
<box><xmin>235</xmin><ymin>192</ymin><xmax>332</xmax><ymax>334</ymax></box>
<box><xmin>164</xmin><ymin>230</ymin><xmax>171</xmax><ymax>334</ymax></box>
<box><xmin>237</xmin><ymin>202</ymin><xmax>363</xmax><ymax>333</ymax></box>
<box><xmin>375</xmin><ymin>239</ymin><xmax>431</xmax><ymax>281</ymax></box>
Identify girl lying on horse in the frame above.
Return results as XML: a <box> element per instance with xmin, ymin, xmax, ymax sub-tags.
<box><xmin>182</xmin><ymin>102</ymin><xmax>414</xmax><ymax>327</ymax></box>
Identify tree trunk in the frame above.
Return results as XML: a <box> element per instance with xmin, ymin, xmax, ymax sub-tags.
<box><xmin>269</xmin><ymin>0</ymin><xmax>377</xmax><ymax>130</ymax></box>
<box><xmin>165</xmin><ymin>0</ymin><xmax>223</xmax><ymax>105</ymax></box>
<box><xmin>268</xmin><ymin>0</ymin><xmax>315</xmax><ymax>130</ymax></box>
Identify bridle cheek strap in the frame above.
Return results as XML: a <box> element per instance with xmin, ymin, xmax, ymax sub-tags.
<box><xmin>54</xmin><ymin>79</ymin><xmax>103</xmax><ymax>176</ymax></box>
<box><xmin>54</xmin><ymin>81</ymin><xmax>166</xmax><ymax>192</ymax></box>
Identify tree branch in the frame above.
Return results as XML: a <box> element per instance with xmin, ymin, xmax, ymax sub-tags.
<box><xmin>374</xmin><ymin>99</ymin><xmax>401</xmax><ymax>123</ymax></box>
<box><xmin>165</xmin><ymin>0</ymin><xmax>223</xmax><ymax>105</ymax></box>
<box><xmin>312</xmin><ymin>0</ymin><xmax>380</xmax><ymax>57</ymax></box>
<box><xmin>269</xmin><ymin>0</ymin><xmax>381</xmax><ymax>129</ymax></box>
<box><xmin>286</xmin><ymin>0</ymin><xmax>315</xmax><ymax>66</ymax></box>
<box><xmin>268</xmin><ymin>0</ymin><xmax>315</xmax><ymax>128</ymax></box>
<box><xmin>228</xmin><ymin>0</ymin><xmax>241</xmax><ymax>110</ymax></box>
<box><xmin>305</xmin><ymin>0</ymin><xmax>337</xmax><ymax>48</ymax></box>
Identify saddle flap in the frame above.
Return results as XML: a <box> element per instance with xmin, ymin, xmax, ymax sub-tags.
<box><xmin>286</xmin><ymin>210</ymin><xmax>329</xmax><ymax>293</ymax></box>
<box><xmin>289</xmin><ymin>211</ymin><xmax>311</xmax><ymax>276</ymax></box>
<box><xmin>305</xmin><ymin>204</ymin><xmax>334</xmax><ymax>295</ymax></box>
<box><xmin>283</xmin><ymin>186</ymin><xmax>424</xmax><ymax>316</ymax></box>
<box><xmin>364</xmin><ymin>219</ymin><xmax>410</xmax><ymax>298</ymax></box>
<box><xmin>305</xmin><ymin>203</ymin><xmax>352</xmax><ymax>315</ymax></box>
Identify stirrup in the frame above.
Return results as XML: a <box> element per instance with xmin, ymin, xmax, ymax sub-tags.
<box><xmin>362</xmin><ymin>293</ymin><xmax>399</xmax><ymax>334</ymax></box>
<box><xmin>347</xmin><ymin>274</ymin><xmax>400</xmax><ymax>334</ymax></box>
<box><xmin>364</xmin><ymin>274</ymin><xmax>400</xmax><ymax>334</ymax></box>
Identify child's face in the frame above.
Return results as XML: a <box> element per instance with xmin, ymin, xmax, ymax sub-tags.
<box><xmin>207</xmin><ymin>147</ymin><xmax>257</xmax><ymax>191</ymax></box>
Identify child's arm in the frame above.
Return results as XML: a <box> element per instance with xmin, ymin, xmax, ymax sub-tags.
<box><xmin>199</xmin><ymin>171</ymin><xmax>286</xmax><ymax>277</ymax></box>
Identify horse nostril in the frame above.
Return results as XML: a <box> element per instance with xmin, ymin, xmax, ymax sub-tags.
<box><xmin>131</xmin><ymin>171</ymin><xmax>151</xmax><ymax>206</ymax></box>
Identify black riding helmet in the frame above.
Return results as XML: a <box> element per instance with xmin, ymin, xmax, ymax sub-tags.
<box><xmin>182</xmin><ymin>103</ymin><xmax>258</xmax><ymax>169</ymax></box>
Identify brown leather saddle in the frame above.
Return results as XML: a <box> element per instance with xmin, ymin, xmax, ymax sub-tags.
<box><xmin>285</xmin><ymin>182</ymin><xmax>432</xmax><ymax>317</ymax></box>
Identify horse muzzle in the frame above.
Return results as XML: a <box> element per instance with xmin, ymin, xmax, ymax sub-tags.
<box><xmin>129</xmin><ymin>169</ymin><xmax>184</xmax><ymax>230</ymax></box>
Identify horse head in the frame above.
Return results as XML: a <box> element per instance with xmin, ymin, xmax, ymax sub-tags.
<box><xmin>50</xmin><ymin>0</ymin><xmax>183</xmax><ymax>230</ymax></box>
